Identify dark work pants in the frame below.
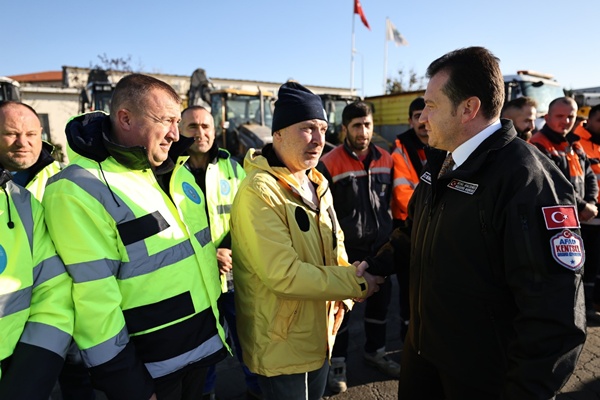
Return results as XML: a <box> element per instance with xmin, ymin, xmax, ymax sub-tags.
<box><xmin>398</xmin><ymin>334</ymin><xmax>502</xmax><ymax>400</ymax></box>
<box><xmin>332</xmin><ymin>278</ymin><xmax>393</xmax><ymax>357</ymax></box>
<box><xmin>257</xmin><ymin>360</ymin><xmax>328</xmax><ymax>400</ymax></box>
<box><xmin>581</xmin><ymin>224</ymin><xmax>600</xmax><ymax>308</ymax></box>
<box><xmin>203</xmin><ymin>291</ymin><xmax>260</xmax><ymax>394</ymax></box>
<box><xmin>154</xmin><ymin>365</ymin><xmax>208</xmax><ymax>400</ymax></box>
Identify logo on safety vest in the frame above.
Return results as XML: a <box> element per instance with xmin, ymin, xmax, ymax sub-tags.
<box><xmin>550</xmin><ymin>229</ymin><xmax>584</xmax><ymax>271</ymax></box>
<box><xmin>0</xmin><ymin>244</ymin><xmax>7</xmax><ymax>274</ymax></box>
<box><xmin>182</xmin><ymin>182</ymin><xmax>201</xmax><ymax>205</ymax></box>
<box><xmin>220</xmin><ymin>179</ymin><xmax>231</xmax><ymax>196</ymax></box>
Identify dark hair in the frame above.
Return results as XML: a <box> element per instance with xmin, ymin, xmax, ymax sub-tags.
<box><xmin>501</xmin><ymin>96</ymin><xmax>538</xmax><ymax>116</ymax></box>
<box><xmin>0</xmin><ymin>101</ymin><xmax>40</xmax><ymax>119</ymax></box>
<box><xmin>109</xmin><ymin>74</ymin><xmax>181</xmax><ymax>122</ymax></box>
<box><xmin>426</xmin><ymin>46</ymin><xmax>504</xmax><ymax>120</ymax></box>
<box><xmin>342</xmin><ymin>101</ymin><xmax>372</xmax><ymax>127</ymax></box>
<box><xmin>590</xmin><ymin>104</ymin><xmax>600</xmax><ymax>119</ymax></box>
<box><xmin>408</xmin><ymin>97</ymin><xmax>425</xmax><ymax>118</ymax></box>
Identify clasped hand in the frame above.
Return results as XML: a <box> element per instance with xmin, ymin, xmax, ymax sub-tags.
<box><xmin>352</xmin><ymin>261</ymin><xmax>384</xmax><ymax>302</ymax></box>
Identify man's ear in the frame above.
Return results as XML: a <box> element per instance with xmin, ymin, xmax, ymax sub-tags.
<box><xmin>116</xmin><ymin>108</ymin><xmax>133</xmax><ymax>132</ymax></box>
<box><xmin>460</xmin><ymin>97</ymin><xmax>481</xmax><ymax>124</ymax></box>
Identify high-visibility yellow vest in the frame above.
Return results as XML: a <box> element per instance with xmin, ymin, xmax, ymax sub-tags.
<box><xmin>0</xmin><ymin>178</ymin><xmax>73</xmax><ymax>379</ymax></box>
<box><xmin>43</xmin><ymin>154</ymin><xmax>227</xmax><ymax>379</ymax></box>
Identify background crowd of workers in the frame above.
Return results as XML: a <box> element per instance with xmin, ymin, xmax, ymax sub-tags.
<box><xmin>0</xmin><ymin>44</ymin><xmax>598</xmax><ymax>400</ymax></box>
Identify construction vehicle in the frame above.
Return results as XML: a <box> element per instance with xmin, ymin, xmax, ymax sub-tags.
<box><xmin>188</xmin><ymin>68</ymin><xmax>274</xmax><ymax>160</ymax></box>
<box><xmin>0</xmin><ymin>76</ymin><xmax>21</xmax><ymax>102</ymax></box>
<box><xmin>79</xmin><ymin>69</ymin><xmax>115</xmax><ymax>113</ymax></box>
<box><xmin>320</xmin><ymin>93</ymin><xmax>394</xmax><ymax>152</ymax></box>
<box><xmin>319</xmin><ymin>93</ymin><xmax>360</xmax><ymax>145</ymax></box>
<box><xmin>365</xmin><ymin>90</ymin><xmax>425</xmax><ymax>146</ymax></box>
<box><xmin>503</xmin><ymin>70</ymin><xmax>565</xmax><ymax>121</ymax></box>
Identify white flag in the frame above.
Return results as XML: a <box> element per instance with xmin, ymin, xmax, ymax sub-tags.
<box><xmin>386</xmin><ymin>19</ymin><xmax>408</xmax><ymax>47</ymax></box>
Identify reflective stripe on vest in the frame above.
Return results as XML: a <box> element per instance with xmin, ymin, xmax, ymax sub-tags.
<box><xmin>145</xmin><ymin>333</ymin><xmax>223</xmax><ymax>378</ymax></box>
<box><xmin>0</xmin><ymin>287</ymin><xmax>32</xmax><ymax>318</ymax></box>
<box><xmin>56</xmin><ymin>165</ymin><xmax>211</xmax><ymax>282</ymax></box>
<box><xmin>8</xmin><ymin>181</ymin><xmax>34</xmax><ymax>250</ymax></box>
<box><xmin>81</xmin><ymin>326</ymin><xmax>129</xmax><ymax>368</ymax></box>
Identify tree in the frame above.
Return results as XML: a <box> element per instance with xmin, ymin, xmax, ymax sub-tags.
<box><xmin>386</xmin><ymin>67</ymin><xmax>425</xmax><ymax>94</ymax></box>
<box><xmin>90</xmin><ymin>53</ymin><xmax>139</xmax><ymax>72</ymax></box>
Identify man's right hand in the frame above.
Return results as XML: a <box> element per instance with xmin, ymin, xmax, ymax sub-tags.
<box><xmin>362</xmin><ymin>271</ymin><xmax>385</xmax><ymax>299</ymax></box>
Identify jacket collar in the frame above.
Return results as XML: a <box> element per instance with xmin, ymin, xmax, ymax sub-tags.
<box><xmin>427</xmin><ymin>119</ymin><xmax>517</xmax><ymax>180</ymax></box>
<box><xmin>342</xmin><ymin>139</ymin><xmax>380</xmax><ymax>161</ymax></box>
<box><xmin>539</xmin><ymin>124</ymin><xmax>581</xmax><ymax>145</ymax></box>
<box><xmin>397</xmin><ymin>128</ymin><xmax>427</xmax><ymax>150</ymax></box>
<box><xmin>0</xmin><ymin>141</ymin><xmax>56</xmax><ymax>187</ymax></box>
<box><xmin>66</xmin><ymin>111</ymin><xmax>193</xmax><ymax>174</ymax></box>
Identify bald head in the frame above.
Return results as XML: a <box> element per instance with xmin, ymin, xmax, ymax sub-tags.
<box><xmin>0</xmin><ymin>102</ymin><xmax>43</xmax><ymax>171</ymax></box>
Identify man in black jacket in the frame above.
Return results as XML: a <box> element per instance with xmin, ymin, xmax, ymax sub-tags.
<box><xmin>361</xmin><ymin>46</ymin><xmax>586</xmax><ymax>399</ymax></box>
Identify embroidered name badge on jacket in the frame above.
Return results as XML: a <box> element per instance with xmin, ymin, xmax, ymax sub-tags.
<box><xmin>447</xmin><ymin>179</ymin><xmax>478</xmax><ymax>195</ymax></box>
<box><xmin>420</xmin><ymin>171</ymin><xmax>431</xmax><ymax>185</ymax></box>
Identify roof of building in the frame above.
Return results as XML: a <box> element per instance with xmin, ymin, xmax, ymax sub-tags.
<box><xmin>8</xmin><ymin>71</ymin><xmax>62</xmax><ymax>83</ymax></box>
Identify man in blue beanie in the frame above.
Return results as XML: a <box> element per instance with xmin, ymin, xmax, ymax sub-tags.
<box><xmin>231</xmin><ymin>81</ymin><xmax>385</xmax><ymax>400</ymax></box>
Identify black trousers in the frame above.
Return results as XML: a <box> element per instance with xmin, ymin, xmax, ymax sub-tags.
<box><xmin>154</xmin><ymin>365</ymin><xmax>208</xmax><ymax>400</ymax></box>
<box><xmin>398</xmin><ymin>335</ymin><xmax>502</xmax><ymax>400</ymax></box>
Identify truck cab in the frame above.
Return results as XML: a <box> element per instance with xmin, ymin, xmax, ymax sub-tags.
<box><xmin>0</xmin><ymin>76</ymin><xmax>21</xmax><ymax>102</ymax></box>
<box><xmin>79</xmin><ymin>69</ymin><xmax>115</xmax><ymax>113</ymax></box>
<box><xmin>504</xmin><ymin>70</ymin><xmax>565</xmax><ymax>128</ymax></box>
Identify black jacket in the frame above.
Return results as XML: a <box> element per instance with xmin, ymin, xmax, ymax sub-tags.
<box><xmin>317</xmin><ymin>141</ymin><xmax>393</xmax><ymax>261</ymax></box>
<box><xmin>372</xmin><ymin>120</ymin><xmax>586</xmax><ymax>398</ymax></box>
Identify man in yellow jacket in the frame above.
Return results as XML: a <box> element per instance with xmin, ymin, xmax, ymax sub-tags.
<box><xmin>0</xmin><ymin>167</ymin><xmax>73</xmax><ymax>399</ymax></box>
<box><xmin>43</xmin><ymin>74</ymin><xmax>228</xmax><ymax>400</ymax></box>
<box><xmin>231</xmin><ymin>81</ymin><xmax>384</xmax><ymax>400</ymax></box>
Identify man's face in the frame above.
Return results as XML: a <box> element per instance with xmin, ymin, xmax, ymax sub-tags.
<box><xmin>511</xmin><ymin>105</ymin><xmax>537</xmax><ymax>141</ymax></box>
<box><xmin>586</xmin><ymin>111</ymin><xmax>600</xmax><ymax>137</ymax></box>
<box><xmin>419</xmin><ymin>71</ymin><xmax>462</xmax><ymax>152</ymax></box>
<box><xmin>409</xmin><ymin>109</ymin><xmax>428</xmax><ymax>142</ymax></box>
<box><xmin>545</xmin><ymin>101</ymin><xmax>577</xmax><ymax>136</ymax></box>
<box><xmin>123</xmin><ymin>88</ymin><xmax>181</xmax><ymax>167</ymax></box>
<box><xmin>180</xmin><ymin>108</ymin><xmax>214</xmax><ymax>156</ymax></box>
<box><xmin>0</xmin><ymin>104</ymin><xmax>43</xmax><ymax>171</ymax></box>
<box><xmin>274</xmin><ymin>119</ymin><xmax>327</xmax><ymax>174</ymax></box>
<box><xmin>344</xmin><ymin>114</ymin><xmax>373</xmax><ymax>154</ymax></box>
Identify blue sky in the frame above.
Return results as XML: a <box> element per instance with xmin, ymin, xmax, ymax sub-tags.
<box><xmin>3</xmin><ymin>0</ymin><xmax>598</xmax><ymax>97</ymax></box>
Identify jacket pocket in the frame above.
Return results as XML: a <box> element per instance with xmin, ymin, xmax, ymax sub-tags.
<box><xmin>269</xmin><ymin>300</ymin><xmax>300</xmax><ymax>341</ymax></box>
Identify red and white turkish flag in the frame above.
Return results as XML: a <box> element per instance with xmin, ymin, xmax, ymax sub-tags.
<box><xmin>354</xmin><ymin>0</ymin><xmax>371</xmax><ymax>30</ymax></box>
<box><xmin>542</xmin><ymin>205</ymin><xmax>580</xmax><ymax>230</ymax></box>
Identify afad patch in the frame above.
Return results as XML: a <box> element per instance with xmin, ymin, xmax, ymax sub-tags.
<box><xmin>550</xmin><ymin>229</ymin><xmax>584</xmax><ymax>272</ymax></box>
<box><xmin>447</xmin><ymin>179</ymin><xmax>478</xmax><ymax>195</ymax></box>
<box><xmin>542</xmin><ymin>205</ymin><xmax>580</xmax><ymax>230</ymax></box>
<box><xmin>420</xmin><ymin>171</ymin><xmax>432</xmax><ymax>185</ymax></box>
<box><xmin>182</xmin><ymin>182</ymin><xmax>202</xmax><ymax>205</ymax></box>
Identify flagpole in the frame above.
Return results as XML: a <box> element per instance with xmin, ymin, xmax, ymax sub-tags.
<box><xmin>383</xmin><ymin>17</ymin><xmax>388</xmax><ymax>94</ymax></box>
<box><xmin>351</xmin><ymin>3</ymin><xmax>356</xmax><ymax>92</ymax></box>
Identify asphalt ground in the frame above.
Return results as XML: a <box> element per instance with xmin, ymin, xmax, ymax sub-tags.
<box><xmin>210</xmin><ymin>278</ymin><xmax>600</xmax><ymax>400</ymax></box>
<box><xmin>52</xmin><ymin>278</ymin><xmax>600</xmax><ymax>399</ymax></box>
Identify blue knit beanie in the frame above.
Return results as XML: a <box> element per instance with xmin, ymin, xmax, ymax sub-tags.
<box><xmin>271</xmin><ymin>82</ymin><xmax>328</xmax><ymax>133</ymax></box>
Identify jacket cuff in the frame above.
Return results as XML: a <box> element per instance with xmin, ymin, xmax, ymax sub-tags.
<box><xmin>89</xmin><ymin>341</ymin><xmax>155</xmax><ymax>400</ymax></box>
<box><xmin>0</xmin><ymin>342</ymin><xmax>64</xmax><ymax>399</ymax></box>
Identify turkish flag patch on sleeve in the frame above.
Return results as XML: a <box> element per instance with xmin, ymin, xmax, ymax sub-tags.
<box><xmin>542</xmin><ymin>205</ymin><xmax>580</xmax><ymax>230</ymax></box>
